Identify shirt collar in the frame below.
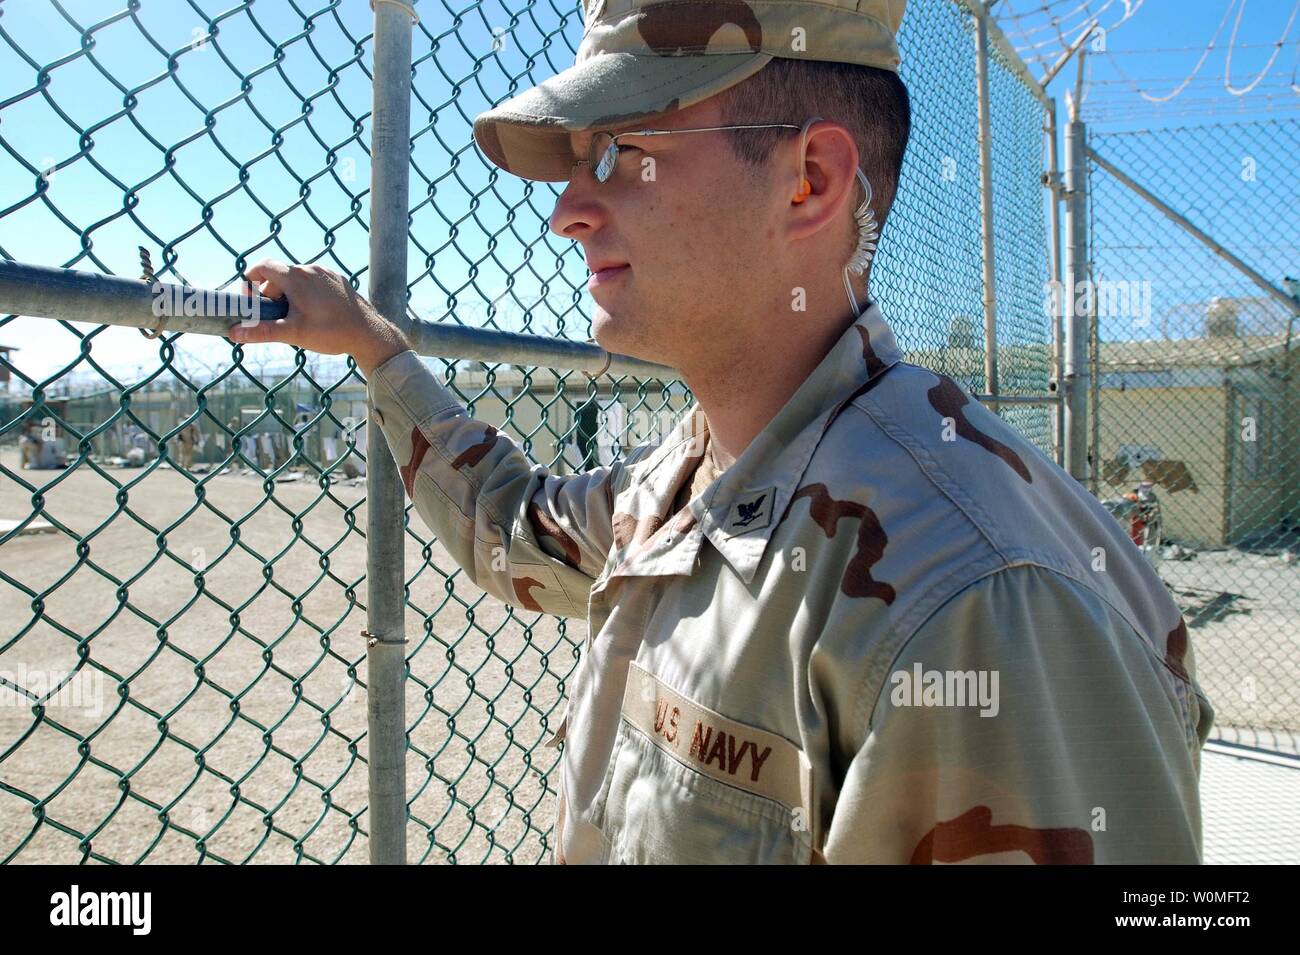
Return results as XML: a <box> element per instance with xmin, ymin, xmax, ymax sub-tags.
<box><xmin>594</xmin><ymin>298</ymin><xmax>904</xmax><ymax>591</ymax></box>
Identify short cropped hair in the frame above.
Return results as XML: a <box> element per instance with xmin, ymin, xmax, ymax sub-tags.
<box><xmin>715</xmin><ymin>59</ymin><xmax>911</xmax><ymax>248</ymax></box>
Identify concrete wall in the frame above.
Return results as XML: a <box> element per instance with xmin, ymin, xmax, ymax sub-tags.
<box><xmin>1096</xmin><ymin>383</ymin><xmax>1228</xmax><ymax>547</ymax></box>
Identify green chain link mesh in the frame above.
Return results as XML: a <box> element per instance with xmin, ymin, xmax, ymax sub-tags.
<box><xmin>1</xmin><ymin>0</ymin><xmax>1055</xmax><ymax>863</ymax></box>
<box><xmin>1088</xmin><ymin>120</ymin><xmax>1300</xmax><ymax>756</ymax></box>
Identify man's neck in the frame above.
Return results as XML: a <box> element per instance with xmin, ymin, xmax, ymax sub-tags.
<box><xmin>682</xmin><ymin>313</ymin><xmax>852</xmax><ymax>470</ymax></box>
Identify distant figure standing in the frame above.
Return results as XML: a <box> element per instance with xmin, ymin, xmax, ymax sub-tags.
<box><xmin>19</xmin><ymin>420</ymin><xmax>43</xmax><ymax>469</ymax></box>
<box><xmin>176</xmin><ymin>421</ymin><xmax>201</xmax><ymax>470</ymax></box>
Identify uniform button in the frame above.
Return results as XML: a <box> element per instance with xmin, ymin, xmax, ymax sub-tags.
<box><xmin>373</xmin><ymin>408</ymin><xmax>385</xmax><ymax>425</ymax></box>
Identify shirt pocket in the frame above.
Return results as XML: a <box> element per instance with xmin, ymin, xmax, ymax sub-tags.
<box><xmin>588</xmin><ymin>662</ymin><xmax>815</xmax><ymax>865</ymax></box>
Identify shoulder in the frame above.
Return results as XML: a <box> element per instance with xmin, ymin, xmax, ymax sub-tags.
<box><xmin>786</xmin><ymin>363</ymin><xmax>1012</xmax><ymax>637</ymax></box>
<box><xmin>796</xmin><ymin>358</ymin><xmax>1194</xmax><ymax>690</ymax></box>
<box><xmin>833</xmin><ymin>360</ymin><xmax>1050</xmax><ymax>509</ymax></box>
<box><xmin>814</xmin><ymin>359</ymin><xmax>1178</xmax><ymax>618</ymax></box>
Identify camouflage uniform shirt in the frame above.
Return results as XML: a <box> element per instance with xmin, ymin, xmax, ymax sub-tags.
<box><xmin>365</xmin><ymin>300</ymin><xmax>1215</xmax><ymax>864</ymax></box>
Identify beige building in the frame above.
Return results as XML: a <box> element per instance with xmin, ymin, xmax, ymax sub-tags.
<box><xmin>1095</xmin><ymin>332</ymin><xmax>1297</xmax><ymax>548</ymax></box>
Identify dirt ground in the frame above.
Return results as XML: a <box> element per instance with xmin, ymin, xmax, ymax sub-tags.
<box><xmin>1159</xmin><ymin>548</ymin><xmax>1300</xmax><ymax>755</ymax></box>
<box><xmin>3</xmin><ymin>445</ymin><xmax>1296</xmax><ymax>864</ymax></box>
<box><xmin>0</xmin><ymin>446</ymin><xmax>578</xmax><ymax>864</ymax></box>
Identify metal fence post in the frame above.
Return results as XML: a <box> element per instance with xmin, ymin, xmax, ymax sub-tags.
<box><xmin>366</xmin><ymin>0</ymin><xmax>417</xmax><ymax>866</ymax></box>
<box><xmin>1044</xmin><ymin>98</ymin><xmax>1065</xmax><ymax>466</ymax></box>
<box><xmin>973</xmin><ymin>5</ymin><xmax>1000</xmax><ymax>414</ymax></box>
<box><xmin>1062</xmin><ymin>105</ymin><xmax>1091</xmax><ymax>483</ymax></box>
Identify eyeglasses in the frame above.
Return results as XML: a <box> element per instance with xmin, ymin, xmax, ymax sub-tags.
<box><xmin>570</xmin><ymin>123</ymin><xmax>804</xmax><ymax>183</ymax></box>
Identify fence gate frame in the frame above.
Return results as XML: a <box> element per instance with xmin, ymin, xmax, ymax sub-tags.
<box><xmin>363</xmin><ymin>0</ymin><xmax>416</xmax><ymax>868</ymax></box>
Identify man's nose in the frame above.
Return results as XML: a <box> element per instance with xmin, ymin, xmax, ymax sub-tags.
<box><xmin>549</xmin><ymin>173</ymin><xmax>606</xmax><ymax>241</ymax></box>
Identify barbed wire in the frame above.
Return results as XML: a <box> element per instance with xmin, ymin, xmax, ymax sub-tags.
<box><xmin>1082</xmin><ymin>98</ymin><xmax>1299</xmax><ymax>122</ymax></box>
<box><xmin>1008</xmin><ymin>0</ymin><xmax>1300</xmax><ymax>126</ymax></box>
<box><xmin>1099</xmin><ymin>40</ymin><xmax>1300</xmax><ymax>55</ymax></box>
<box><xmin>1084</xmin><ymin>72</ymin><xmax>1298</xmax><ymax>86</ymax></box>
<box><xmin>1113</xmin><ymin>0</ymin><xmax>1237</xmax><ymax>104</ymax></box>
<box><xmin>1224</xmin><ymin>0</ymin><xmax>1300</xmax><ymax>94</ymax></box>
<box><xmin>998</xmin><ymin>0</ymin><xmax>1146</xmax><ymax>64</ymax></box>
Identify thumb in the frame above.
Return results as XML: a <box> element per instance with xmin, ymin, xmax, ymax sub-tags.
<box><xmin>227</xmin><ymin>317</ymin><xmax>291</xmax><ymax>345</ymax></box>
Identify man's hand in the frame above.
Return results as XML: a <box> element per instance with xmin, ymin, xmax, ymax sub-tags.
<box><xmin>227</xmin><ymin>259</ymin><xmax>411</xmax><ymax>375</ymax></box>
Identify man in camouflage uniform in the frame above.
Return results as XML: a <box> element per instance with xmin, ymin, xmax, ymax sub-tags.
<box><xmin>230</xmin><ymin>0</ymin><xmax>1214</xmax><ymax>863</ymax></box>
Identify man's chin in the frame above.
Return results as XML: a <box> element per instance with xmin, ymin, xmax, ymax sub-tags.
<box><xmin>591</xmin><ymin>309</ymin><xmax>659</xmax><ymax>366</ymax></box>
<box><xmin>590</xmin><ymin>310</ymin><xmax>629</xmax><ymax>358</ymax></box>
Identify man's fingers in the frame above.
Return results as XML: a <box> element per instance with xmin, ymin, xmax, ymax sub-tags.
<box><xmin>245</xmin><ymin>259</ymin><xmax>292</xmax><ymax>299</ymax></box>
<box><xmin>246</xmin><ymin>258</ymin><xmax>289</xmax><ymax>283</ymax></box>
<box><xmin>241</xmin><ymin>278</ymin><xmax>288</xmax><ymax>309</ymax></box>
<box><xmin>227</xmin><ymin>317</ymin><xmax>290</xmax><ymax>345</ymax></box>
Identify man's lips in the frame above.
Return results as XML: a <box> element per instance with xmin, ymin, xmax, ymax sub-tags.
<box><xmin>588</xmin><ymin>263</ymin><xmax>629</xmax><ymax>287</ymax></box>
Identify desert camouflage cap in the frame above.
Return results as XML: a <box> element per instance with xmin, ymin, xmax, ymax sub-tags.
<box><xmin>473</xmin><ymin>0</ymin><xmax>907</xmax><ymax>182</ymax></box>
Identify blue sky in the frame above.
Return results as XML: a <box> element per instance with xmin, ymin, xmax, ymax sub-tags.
<box><xmin>1</xmin><ymin>0</ymin><xmax>1296</xmax><ymax>387</ymax></box>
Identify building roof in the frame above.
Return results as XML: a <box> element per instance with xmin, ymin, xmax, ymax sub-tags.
<box><xmin>1096</xmin><ymin>333</ymin><xmax>1295</xmax><ymax>371</ymax></box>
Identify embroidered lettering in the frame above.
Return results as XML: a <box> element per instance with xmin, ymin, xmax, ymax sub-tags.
<box><xmin>706</xmin><ymin>729</ymin><xmax>728</xmax><ymax>770</ymax></box>
<box><xmin>653</xmin><ymin>700</ymin><xmax>681</xmax><ymax>743</ymax></box>
<box><xmin>690</xmin><ymin>722</ymin><xmax>711</xmax><ymax>761</ymax></box>
<box><xmin>622</xmin><ymin>662</ymin><xmax>812</xmax><ymax>812</ymax></box>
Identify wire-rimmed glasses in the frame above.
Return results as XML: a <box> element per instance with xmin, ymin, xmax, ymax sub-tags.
<box><xmin>571</xmin><ymin>123</ymin><xmax>804</xmax><ymax>183</ymax></box>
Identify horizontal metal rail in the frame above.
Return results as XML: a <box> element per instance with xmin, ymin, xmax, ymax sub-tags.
<box><xmin>1</xmin><ymin>259</ymin><xmax>288</xmax><ymax>333</ymax></box>
<box><xmin>0</xmin><ymin>260</ymin><xmax>677</xmax><ymax>379</ymax></box>
<box><xmin>970</xmin><ymin>393</ymin><xmax>1060</xmax><ymax>404</ymax></box>
<box><xmin>1</xmin><ymin>259</ymin><xmax>1059</xmax><ymax>404</ymax></box>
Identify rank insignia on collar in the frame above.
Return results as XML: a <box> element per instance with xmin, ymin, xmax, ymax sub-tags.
<box><xmin>727</xmin><ymin>487</ymin><xmax>775</xmax><ymax>535</ymax></box>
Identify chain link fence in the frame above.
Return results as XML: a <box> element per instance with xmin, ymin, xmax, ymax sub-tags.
<box><xmin>1</xmin><ymin>0</ymin><xmax>1056</xmax><ymax>863</ymax></box>
<box><xmin>1087</xmin><ymin>120</ymin><xmax>1300</xmax><ymax>755</ymax></box>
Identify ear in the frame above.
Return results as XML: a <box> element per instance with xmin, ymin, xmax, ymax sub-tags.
<box><xmin>786</xmin><ymin>120</ymin><xmax>862</xmax><ymax>240</ymax></box>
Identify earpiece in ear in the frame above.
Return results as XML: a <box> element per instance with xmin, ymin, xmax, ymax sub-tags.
<box><xmin>793</xmin><ymin>116</ymin><xmax>821</xmax><ymax>205</ymax></box>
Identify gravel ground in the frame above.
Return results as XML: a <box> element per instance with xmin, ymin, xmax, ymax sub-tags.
<box><xmin>0</xmin><ymin>446</ymin><xmax>577</xmax><ymax>864</ymax></box>
<box><xmin>1157</xmin><ymin>546</ymin><xmax>1300</xmax><ymax>755</ymax></box>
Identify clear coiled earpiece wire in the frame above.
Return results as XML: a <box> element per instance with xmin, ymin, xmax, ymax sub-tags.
<box><xmin>793</xmin><ymin>117</ymin><xmax>879</xmax><ymax>318</ymax></box>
